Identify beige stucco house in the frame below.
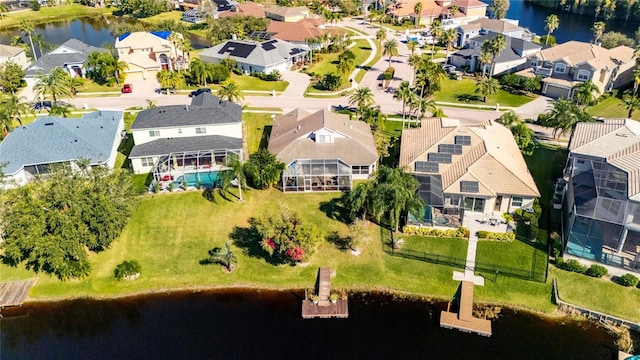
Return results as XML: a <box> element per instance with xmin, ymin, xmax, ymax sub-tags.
<box><xmin>400</xmin><ymin>118</ymin><xmax>539</xmax><ymax>227</ymax></box>
<box><xmin>0</xmin><ymin>44</ymin><xmax>31</xmax><ymax>69</ymax></box>
<box><xmin>265</xmin><ymin>6</ymin><xmax>309</xmax><ymax>22</ymax></box>
<box><xmin>115</xmin><ymin>31</ymin><xmax>189</xmax><ymax>81</ymax></box>
<box><xmin>389</xmin><ymin>0</ymin><xmax>487</xmax><ymax>26</ymax></box>
<box><xmin>516</xmin><ymin>41</ymin><xmax>636</xmax><ymax>99</ymax></box>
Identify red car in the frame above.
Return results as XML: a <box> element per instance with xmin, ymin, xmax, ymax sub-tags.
<box><xmin>122</xmin><ymin>84</ymin><xmax>133</xmax><ymax>93</ymax></box>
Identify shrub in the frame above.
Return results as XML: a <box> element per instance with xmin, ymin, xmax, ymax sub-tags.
<box><xmin>485</xmin><ymin>232</ymin><xmax>516</xmax><ymax>242</ymax></box>
<box><xmin>402</xmin><ymin>226</ymin><xmax>468</xmax><ymax>239</ymax></box>
<box><xmin>585</xmin><ymin>264</ymin><xmax>608</xmax><ymax>278</ymax></box>
<box><xmin>477</xmin><ymin>230</ymin><xmax>488</xmax><ymax>239</ymax></box>
<box><xmin>383</xmin><ymin>67</ymin><xmax>395</xmax><ymax>80</ymax></box>
<box><xmin>557</xmin><ymin>259</ymin><xmax>587</xmax><ymax>274</ymax></box>
<box><xmin>618</xmin><ymin>274</ymin><xmax>639</xmax><ymax>287</ymax></box>
<box><xmin>114</xmin><ymin>260</ymin><xmax>141</xmax><ymax>280</ymax></box>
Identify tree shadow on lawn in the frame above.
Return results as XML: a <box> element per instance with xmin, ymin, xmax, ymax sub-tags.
<box><xmin>228</xmin><ymin>223</ymin><xmax>286</xmax><ymax>266</ymax></box>
<box><xmin>327</xmin><ymin>230</ymin><xmax>353</xmax><ymax>251</ymax></box>
<box><xmin>455</xmin><ymin>94</ymin><xmax>483</xmax><ymax>103</ymax></box>
<box><xmin>319</xmin><ymin>198</ymin><xmax>351</xmax><ymax>224</ymax></box>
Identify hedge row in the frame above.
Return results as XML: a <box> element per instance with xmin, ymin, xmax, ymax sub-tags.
<box><xmin>476</xmin><ymin>231</ymin><xmax>515</xmax><ymax>242</ymax></box>
<box><xmin>402</xmin><ymin>226</ymin><xmax>469</xmax><ymax>239</ymax></box>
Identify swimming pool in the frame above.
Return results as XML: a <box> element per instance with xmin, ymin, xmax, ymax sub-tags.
<box><xmin>174</xmin><ymin>171</ymin><xmax>220</xmax><ymax>188</ymax></box>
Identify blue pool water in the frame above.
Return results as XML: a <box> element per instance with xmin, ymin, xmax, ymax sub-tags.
<box><xmin>174</xmin><ymin>171</ymin><xmax>220</xmax><ymax>187</ymax></box>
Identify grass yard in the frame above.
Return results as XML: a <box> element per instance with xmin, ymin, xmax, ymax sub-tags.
<box><xmin>243</xmin><ymin>112</ymin><xmax>274</xmax><ymax>154</ymax></box>
<box><xmin>215</xmin><ymin>74</ymin><xmax>289</xmax><ymax>92</ymax></box>
<box><xmin>476</xmin><ymin>239</ymin><xmax>548</xmax><ymax>277</ymax></box>
<box><xmin>354</xmin><ymin>40</ymin><xmax>383</xmax><ymax>83</ymax></box>
<box><xmin>587</xmin><ymin>96</ymin><xmax>640</xmax><ymax>121</ymax></box>
<box><xmin>138</xmin><ymin>10</ymin><xmax>184</xmax><ymax>25</ymax></box>
<box><xmin>79</xmin><ymin>80</ymin><xmax>121</xmax><ymax>93</ymax></box>
<box><xmin>434</xmin><ymin>77</ymin><xmax>536</xmax><ymax>107</ymax></box>
<box><xmin>0</xmin><ymin>4</ymin><xmax>112</xmax><ymax>29</ymax></box>
<box><xmin>400</xmin><ymin>236</ymin><xmax>468</xmax><ymax>258</ymax></box>
<box><xmin>523</xmin><ymin>143</ymin><xmax>568</xmax><ymax>210</ymax></box>
<box><xmin>307</xmin><ymin>39</ymin><xmax>372</xmax><ymax>77</ymax></box>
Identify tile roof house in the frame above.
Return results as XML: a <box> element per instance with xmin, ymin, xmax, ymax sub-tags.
<box><xmin>0</xmin><ymin>111</ymin><xmax>124</xmax><ymax>189</ymax></box>
<box><xmin>268</xmin><ymin>109</ymin><xmax>378</xmax><ymax>192</ymax></box>
<box><xmin>0</xmin><ymin>44</ymin><xmax>31</xmax><ymax>70</ymax></box>
<box><xmin>389</xmin><ymin>0</ymin><xmax>488</xmax><ymax>26</ymax></box>
<box><xmin>115</xmin><ymin>31</ymin><xmax>189</xmax><ymax>81</ymax></box>
<box><xmin>265</xmin><ymin>6</ymin><xmax>310</xmax><ymax>22</ymax></box>
<box><xmin>128</xmin><ymin>93</ymin><xmax>243</xmax><ymax>186</ymax></box>
<box><xmin>218</xmin><ymin>2</ymin><xmax>265</xmax><ymax>18</ymax></box>
<box><xmin>199</xmin><ymin>39</ymin><xmax>308</xmax><ymax>74</ymax></box>
<box><xmin>563</xmin><ymin>118</ymin><xmax>640</xmax><ymax>274</ymax></box>
<box><xmin>457</xmin><ymin>18</ymin><xmax>534</xmax><ymax>46</ymax></box>
<box><xmin>515</xmin><ymin>41</ymin><xmax>636</xmax><ymax>99</ymax></box>
<box><xmin>400</xmin><ymin>118</ymin><xmax>539</xmax><ymax>227</ymax></box>
<box><xmin>266</xmin><ymin>19</ymin><xmax>344</xmax><ymax>47</ymax></box>
<box><xmin>450</xmin><ymin>31</ymin><xmax>541</xmax><ymax>76</ymax></box>
<box><xmin>24</xmin><ymin>39</ymin><xmax>106</xmax><ymax>85</ymax></box>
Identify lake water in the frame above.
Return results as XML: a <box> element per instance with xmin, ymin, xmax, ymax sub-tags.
<box><xmin>0</xmin><ymin>290</ymin><xmax>617</xmax><ymax>359</ymax></box>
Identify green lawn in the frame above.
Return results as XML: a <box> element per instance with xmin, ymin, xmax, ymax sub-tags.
<box><xmin>434</xmin><ymin>78</ymin><xmax>536</xmax><ymax>107</ymax></box>
<box><xmin>307</xmin><ymin>39</ymin><xmax>372</xmax><ymax>77</ymax></box>
<box><xmin>354</xmin><ymin>40</ymin><xmax>383</xmax><ymax>83</ymax></box>
<box><xmin>0</xmin><ymin>4</ymin><xmax>113</xmax><ymax>29</ymax></box>
<box><xmin>79</xmin><ymin>80</ymin><xmax>121</xmax><ymax>93</ymax></box>
<box><xmin>587</xmin><ymin>96</ymin><xmax>640</xmax><ymax>121</ymax></box>
<box><xmin>138</xmin><ymin>10</ymin><xmax>184</xmax><ymax>25</ymax></box>
<box><xmin>214</xmin><ymin>74</ymin><xmax>289</xmax><ymax>92</ymax></box>
<box><xmin>524</xmin><ymin>144</ymin><xmax>568</xmax><ymax>210</ymax></box>
<box><xmin>476</xmin><ymin>239</ymin><xmax>547</xmax><ymax>277</ymax></box>
<box><xmin>243</xmin><ymin>113</ymin><xmax>274</xmax><ymax>154</ymax></box>
<box><xmin>400</xmin><ymin>236</ymin><xmax>468</xmax><ymax>258</ymax></box>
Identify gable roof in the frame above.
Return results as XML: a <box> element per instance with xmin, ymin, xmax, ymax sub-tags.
<box><xmin>0</xmin><ymin>111</ymin><xmax>123</xmax><ymax>175</ymax></box>
<box><xmin>266</xmin><ymin>19</ymin><xmax>343</xmax><ymax>43</ymax></box>
<box><xmin>268</xmin><ymin>109</ymin><xmax>378</xmax><ymax>166</ymax></box>
<box><xmin>200</xmin><ymin>39</ymin><xmax>307</xmax><ymax>67</ymax></box>
<box><xmin>466</xmin><ymin>18</ymin><xmax>525</xmax><ymax>34</ymax></box>
<box><xmin>0</xmin><ymin>44</ymin><xmax>25</xmax><ymax>58</ymax></box>
<box><xmin>265</xmin><ymin>5</ymin><xmax>308</xmax><ymax>17</ymax></box>
<box><xmin>463</xmin><ymin>32</ymin><xmax>541</xmax><ymax>63</ymax></box>
<box><xmin>25</xmin><ymin>39</ymin><xmax>106</xmax><ymax>76</ymax></box>
<box><xmin>218</xmin><ymin>2</ymin><xmax>265</xmax><ymax>17</ymax></box>
<box><xmin>129</xmin><ymin>135</ymin><xmax>243</xmax><ymax>158</ymax></box>
<box><xmin>569</xmin><ymin>118</ymin><xmax>640</xmax><ymax>200</ymax></box>
<box><xmin>115</xmin><ymin>31</ymin><xmax>181</xmax><ymax>53</ymax></box>
<box><xmin>131</xmin><ymin>93</ymin><xmax>241</xmax><ymax>130</ymax></box>
<box><xmin>400</xmin><ymin>118</ymin><xmax>540</xmax><ymax>197</ymax></box>
<box><xmin>532</xmin><ymin>41</ymin><xmax>635</xmax><ymax>69</ymax></box>
<box><xmin>453</xmin><ymin>0</ymin><xmax>488</xmax><ymax>8</ymax></box>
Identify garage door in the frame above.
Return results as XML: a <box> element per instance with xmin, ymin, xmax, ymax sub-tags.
<box><xmin>145</xmin><ymin>69</ymin><xmax>158</xmax><ymax>80</ymax></box>
<box><xmin>124</xmin><ymin>71</ymin><xmax>145</xmax><ymax>81</ymax></box>
<box><xmin>544</xmin><ymin>84</ymin><xmax>571</xmax><ymax>99</ymax></box>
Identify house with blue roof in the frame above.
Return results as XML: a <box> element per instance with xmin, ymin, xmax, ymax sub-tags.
<box><xmin>0</xmin><ymin>111</ymin><xmax>124</xmax><ymax>188</ymax></box>
<box><xmin>115</xmin><ymin>31</ymin><xmax>189</xmax><ymax>80</ymax></box>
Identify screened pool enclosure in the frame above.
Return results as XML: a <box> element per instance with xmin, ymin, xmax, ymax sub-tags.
<box><xmin>281</xmin><ymin>159</ymin><xmax>352</xmax><ymax>192</ymax></box>
<box><xmin>151</xmin><ymin>149</ymin><xmax>242</xmax><ymax>190</ymax></box>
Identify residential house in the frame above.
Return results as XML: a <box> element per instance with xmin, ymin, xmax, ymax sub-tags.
<box><xmin>515</xmin><ymin>41</ymin><xmax>635</xmax><ymax>99</ymax></box>
<box><xmin>0</xmin><ymin>44</ymin><xmax>31</xmax><ymax>69</ymax></box>
<box><xmin>115</xmin><ymin>31</ymin><xmax>189</xmax><ymax>80</ymax></box>
<box><xmin>268</xmin><ymin>109</ymin><xmax>378</xmax><ymax>192</ymax></box>
<box><xmin>180</xmin><ymin>0</ymin><xmax>234</xmax><ymax>11</ymax></box>
<box><xmin>218</xmin><ymin>2</ymin><xmax>265</xmax><ymax>18</ymax></box>
<box><xmin>562</xmin><ymin>119</ymin><xmax>640</xmax><ymax>273</ymax></box>
<box><xmin>265</xmin><ymin>6</ymin><xmax>309</xmax><ymax>22</ymax></box>
<box><xmin>399</xmin><ymin>118</ymin><xmax>539</xmax><ymax>227</ymax></box>
<box><xmin>450</xmin><ymin>31</ymin><xmax>541</xmax><ymax>76</ymax></box>
<box><xmin>266</xmin><ymin>19</ymin><xmax>344</xmax><ymax>48</ymax></box>
<box><xmin>199</xmin><ymin>39</ymin><xmax>308</xmax><ymax>74</ymax></box>
<box><xmin>0</xmin><ymin>111</ymin><xmax>124</xmax><ymax>189</ymax></box>
<box><xmin>128</xmin><ymin>92</ymin><xmax>243</xmax><ymax>187</ymax></box>
<box><xmin>456</xmin><ymin>18</ymin><xmax>534</xmax><ymax>47</ymax></box>
<box><xmin>24</xmin><ymin>39</ymin><xmax>106</xmax><ymax>85</ymax></box>
<box><xmin>389</xmin><ymin>0</ymin><xmax>488</xmax><ymax>27</ymax></box>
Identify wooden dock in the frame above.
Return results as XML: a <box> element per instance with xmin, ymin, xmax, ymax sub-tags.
<box><xmin>301</xmin><ymin>267</ymin><xmax>348</xmax><ymax>319</ymax></box>
<box><xmin>0</xmin><ymin>279</ymin><xmax>37</xmax><ymax>309</ymax></box>
<box><xmin>440</xmin><ymin>280</ymin><xmax>492</xmax><ymax>337</ymax></box>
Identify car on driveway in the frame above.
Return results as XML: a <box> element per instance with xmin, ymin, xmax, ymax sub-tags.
<box><xmin>122</xmin><ymin>84</ymin><xmax>133</xmax><ymax>93</ymax></box>
<box><xmin>189</xmin><ymin>88</ymin><xmax>211</xmax><ymax>97</ymax></box>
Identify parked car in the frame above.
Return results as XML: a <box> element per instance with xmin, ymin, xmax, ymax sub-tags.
<box><xmin>189</xmin><ymin>88</ymin><xmax>211</xmax><ymax>97</ymax></box>
<box><xmin>121</xmin><ymin>84</ymin><xmax>133</xmax><ymax>93</ymax></box>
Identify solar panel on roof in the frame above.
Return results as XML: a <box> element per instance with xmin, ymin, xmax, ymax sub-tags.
<box><xmin>438</xmin><ymin>144</ymin><xmax>462</xmax><ymax>155</ymax></box>
<box><xmin>455</xmin><ymin>135</ymin><xmax>471</xmax><ymax>145</ymax></box>
<box><xmin>262</xmin><ymin>41</ymin><xmax>276</xmax><ymax>51</ymax></box>
<box><xmin>218</xmin><ymin>42</ymin><xmax>256</xmax><ymax>58</ymax></box>
<box><xmin>460</xmin><ymin>181</ymin><xmax>479</xmax><ymax>193</ymax></box>
<box><xmin>428</xmin><ymin>153</ymin><xmax>452</xmax><ymax>163</ymax></box>
<box><xmin>414</xmin><ymin>161</ymin><xmax>439</xmax><ymax>173</ymax></box>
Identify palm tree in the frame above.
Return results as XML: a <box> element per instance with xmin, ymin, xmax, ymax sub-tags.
<box><xmin>407</xmin><ymin>40</ymin><xmax>418</xmax><ymax>57</ymax></box>
<box><xmin>0</xmin><ymin>3</ymin><xmax>8</xmax><ymax>20</ymax></box>
<box><xmin>544</xmin><ymin>98</ymin><xmax>592</xmax><ymax>138</ymax></box>
<box><xmin>632</xmin><ymin>66</ymin><xmax>640</xmax><ymax>94</ymax></box>
<box><xmin>408</xmin><ymin>53</ymin><xmax>422</xmax><ymax>83</ymax></box>
<box><xmin>415</xmin><ymin>96</ymin><xmax>436</xmax><ymax>120</ymax></box>
<box><xmin>440</xmin><ymin>28</ymin><xmax>458</xmax><ymax>63</ymax></box>
<box><xmin>430</xmin><ymin>19</ymin><xmax>443</xmax><ymax>55</ymax></box>
<box><xmin>414</xmin><ymin>1</ymin><xmax>423</xmax><ymax>28</ymax></box>
<box><xmin>348</xmin><ymin>86</ymin><xmax>375</xmax><ymax>117</ymax></box>
<box><xmin>592</xmin><ymin>21</ymin><xmax>606</xmax><ymax>44</ymax></box>
<box><xmin>450</xmin><ymin>4</ymin><xmax>459</xmax><ymax>16</ymax></box>
<box><xmin>19</xmin><ymin>20</ymin><xmax>37</xmax><ymax>61</ymax></box>
<box><xmin>394</xmin><ymin>81</ymin><xmax>413</xmax><ymax>127</ymax></box>
<box><xmin>208</xmin><ymin>241</ymin><xmax>237</xmax><ymax>272</ymax></box>
<box><xmin>0</xmin><ymin>95</ymin><xmax>31</xmax><ymax>138</ymax></box>
<box><xmin>498</xmin><ymin>111</ymin><xmax>520</xmax><ymax>127</ymax></box>
<box><xmin>113</xmin><ymin>60</ymin><xmax>128</xmax><ymax>86</ymax></box>
<box><xmin>190</xmin><ymin>59</ymin><xmax>213</xmax><ymax>86</ymax></box>
<box><xmin>375</xmin><ymin>166</ymin><xmax>424</xmax><ymax>232</ymax></box>
<box><xmin>218</xmin><ymin>81</ymin><xmax>244</xmax><ymax>103</ymax></box>
<box><xmin>414</xmin><ymin>59</ymin><xmax>446</xmax><ymax>99</ymax></box>
<box><xmin>68</xmin><ymin>77</ymin><xmax>84</xmax><ymax>96</ymax></box>
<box><xmin>544</xmin><ymin>14</ymin><xmax>559</xmax><ymax>45</ymax></box>
<box><xmin>34</xmin><ymin>68</ymin><xmax>72</xmax><ymax>105</ymax></box>
<box><xmin>383</xmin><ymin>39</ymin><xmax>399</xmax><ymax>68</ymax></box>
<box><xmin>479</xmin><ymin>42</ymin><xmax>493</xmax><ymax>78</ymax></box>
<box><xmin>220</xmin><ymin>154</ymin><xmax>245</xmax><ymax>201</ymax></box>
<box><xmin>306</xmin><ymin>37</ymin><xmax>320</xmax><ymax>64</ymax></box>
<box><xmin>337</xmin><ymin>50</ymin><xmax>356</xmax><ymax>79</ymax></box>
<box><xmin>572</xmin><ymin>80</ymin><xmax>600</xmax><ymax>107</ymax></box>
<box><xmin>475</xmin><ymin>77</ymin><xmax>500</xmax><ymax>102</ymax></box>
<box><xmin>489</xmin><ymin>34</ymin><xmax>506</xmax><ymax>76</ymax></box>
<box><xmin>360</xmin><ymin>106</ymin><xmax>387</xmax><ymax>130</ymax></box>
<box><xmin>376</xmin><ymin>28</ymin><xmax>387</xmax><ymax>44</ymax></box>
<box><xmin>623</xmin><ymin>93</ymin><xmax>640</xmax><ymax>118</ymax></box>
<box><xmin>156</xmin><ymin>70</ymin><xmax>173</xmax><ymax>92</ymax></box>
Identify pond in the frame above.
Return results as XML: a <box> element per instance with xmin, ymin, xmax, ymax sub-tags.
<box><xmin>0</xmin><ymin>289</ymin><xmax>618</xmax><ymax>359</ymax></box>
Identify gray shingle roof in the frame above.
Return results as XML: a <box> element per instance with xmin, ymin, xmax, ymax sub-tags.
<box><xmin>129</xmin><ymin>135</ymin><xmax>242</xmax><ymax>158</ymax></box>
<box><xmin>131</xmin><ymin>93</ymin><xmax>242</xmax><ymax>130</ymax></box>
<box><xmin>0</xmin><ymin>111</ymin><xmax>123</xmax><ymax>175</ymax></box>
<box><xmin>199</xmin><ymin>39</ymin><xmax>307</xmax><ymax>68</ymax></box>
<box><xmin>25</xmin><ymin>39</ymin><xmax>107</xmax><ymax>77</ymax></box>
<box><xmin>463</xmin><ymin>32</ymin><xmax>540</xmax><ymax>63</ymax></box>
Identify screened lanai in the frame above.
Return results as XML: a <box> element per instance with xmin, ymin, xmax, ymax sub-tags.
<box><xmin>152</xmin><ymin>149</ymin><xmax>242</xmax><ymax>188</ymax></box>
<box><xmin>282</xmin><ymin>159</ymin><xmax>352</xmax><ymax>192</ymax></box>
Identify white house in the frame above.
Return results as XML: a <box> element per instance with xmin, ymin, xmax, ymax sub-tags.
<box><xmin>0</xmin><ymin>111</ymin><xmax>124</xmax><ymax>189</ymax></box>
<box><xmin>0</xmin><ymin>44</ymin><xmax>32</xmax><ymax>69</ymax></box>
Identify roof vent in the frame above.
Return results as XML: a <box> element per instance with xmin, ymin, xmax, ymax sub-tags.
<box><xmin>45</xmin><ymin>122</ymin><xmax>54</xmax><ymax>126</ymax></box>
<box><xmin>296</xmin><ymin>125</ymin><xmax>301</xmax><ymax>131</ymax></box>
<box><xmin>616</xmin><ymin>133</ymin><xmax>628</xmax><ymax>137</ymax></box>
<box><xmin>77</xmin><ymin>126</ymin><xmax>79</xmax><ymax>128</ymax></box>
<box><xmin>74</xmin><ymin>139</ymin><xmax>78</xmax><ymax>142</ymax></box>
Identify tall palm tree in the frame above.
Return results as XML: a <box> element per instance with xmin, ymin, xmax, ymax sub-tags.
<box><xmin>218</xmin><ymin>80</ymin><xmax>244</xmax><ymax>103</ymax></box>
<box><xmin>208</xmin><ymin>241</ymin><xmax>238</xmax><ymax>271</ymax></box>
<box><xmin>375</xmin><ymin>166</ymin><xmax>424</xmax><ymax>232</ymax></box>
<box><xmin>414</xmin><ymin>59</ymin><xmax>446</xmax><ymax>99</ymax></box>
<box><xmin>167</xmin><ymin>32</ymin><xmax>182</xmax><ymax>71</ymax></box>
<box><xmin>190</xmin><ymin>59</ymin><xmax>213</xmax><ymax>86</ymax></box>
<box><xmin>408</xmin><ymin>53</ymin><xmax>422</xmax><ymax>83</ymax></box>
<box><xmin>383</xmin><ymin>39</ymin><xmax>399</xmax><ymax>68</ymax></box>
<box><xmin>156</xmin><ymin>70</ymin><xmax>173</xmax><ymax>91</ymax></box>
<box><xmin>623</xmin><ymin>93</ymin><xmax>640</xmax><ymax>118</ymax></box>
<box><xmin>360</xmin><ymin>106</ymin><xmax>387</xmax><ymax>131</ymax></box>
<box><xmin>0</xmin><ymin>95</ymin><xmax>31</xmax><ymax>138</ymax></box>
<box><xmin>545</xmin><ymin>98</ymin><xmax>592</xmax><ymax>138</ymax></box>
<box><xmin>572</xmin><ymin>80</ymin><xmax>600</xmax><ymax>107</ymax></box>
<box><xmin>407</xmin><ymin>40</ymin><xmax>418</xmax><ymax>57</ymax></box>
<box><xmin>632</xmin><ymin>66</ymin><xmax>640</xmax><ymax>94</ymax></box>
<box><xmin>440</xmin><ymin>28</ymin><xmax>458</xmax><ymax>63</ymax></box>
<box><xmin>376</xmin><ymin>28</ymin><xmax>387</xmax><ymax>43</ymax></box>
<box><xmin>430</xmin><ymin>19</ymin><xmax>443</xmax><ymax>55</ymax></box>
<box><xmin>19</xmin><ymin>20</ymin><xmax>37</xmax><ymax>61</ymax></box>
<box><xmin>394</xmin><ymin>81</ymin><xmax>413</xmax><ymax>127</ymax></box>
<box><xmin>414</xmin><ymin>1</ymin><xmax>423</xmax><ymax>28</ymax></box>
<box><xmin>592</xmin><ymin>21</ymin><xmax>606</xmax><ymax>44</ymax></box>
<box><xmin>306</xmin><ymin>37</ymin><xmax>320</xmax><ymax>64</ymax></box>
<box><xmin>337</xmin><ymin>50</ymin><xmax>356</xmax><ymax>79</ymax></box>
<box><xmin>449</xmin><ymin>4</ymin><xmax>459</xmax><ymax>16</ymax></box>
<box><xmin>415</xmin><ymin>96</ymin><xmax>436</xmax><ymax>120</ymax></box>
<box><xmin>479</xmin><ymin>42</ymin><xmax>493</xmax><ymax>78</ymax></box>
<box><xmin>544</xmin><ymin>14</ymin><xmax>559</xmax><ymax>45</ymax></box>
<box><xmin>348</xmin><ymin>86</ymin><xmax>375</xmax><ymax>117</ymax></box>
<box><xmin>489</xmin><ymin>34</ymin><xmax>506</xmax><ymax>76</ymax></box>
<box><xmin>475</xmin><ymin>77</ymin><xmax>500</xmax><ymax>102</ymax></box>
<box><xmin>220</xmin><ymin>154</ymin><xmax>245</xmax><ymax>201</ymax></box>
<box><xmin>34</xmin><ymin>68</ymin><xmax>72</xmax><ymax>105</ymax></box>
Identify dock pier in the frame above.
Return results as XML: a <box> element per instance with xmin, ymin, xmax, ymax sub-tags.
<box><xmin>301</xmin><ymin>267</ymin><xmax>348</xmax><ymax>319</ymax></box>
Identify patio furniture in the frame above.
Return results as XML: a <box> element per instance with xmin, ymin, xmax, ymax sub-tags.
<box><xmin>489</xmin><ymin>218</ymin><xmax>498</xmax><ymax>226</ymax></box>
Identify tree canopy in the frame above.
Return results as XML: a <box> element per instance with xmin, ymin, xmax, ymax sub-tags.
<box><xmin>0</xmin><ymin>61</ymin><xmax>26</xmax><ymax>94</ymax></box>
<box><xmin>1</xmin><ymin>165</ymin><xmax>137</xmax><ymax>280</ymax></box>
<box><xmin>243</xmin><ymin>149</ymin><xmax>286</xmax><ymax>190</ymax></box>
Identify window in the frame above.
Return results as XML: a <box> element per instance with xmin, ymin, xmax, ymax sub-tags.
<box><xmin>415</xmin><ymin>161</ymin><xmax>439</xmax><ymax>173</ymax></box>
<box><xmin>460</xmin><ymin>181</ymin><xmax>479</xmax><ymax>193</ymax></box>
<box><xmin>554</xmin><ymin>63</ymin><xmax>566</xmax><ymax>73</ymax></box>
<box><xmin>577</xmin><ymin>69</ymin><xmax>590</xmax><ymax>81</ymax></box>
<box><xmin>140</xmin><ymin>157</ymin><xmax>154</xmax><ymax>167</ymax></box>
<box><xmin>195</xmin><ymin>127</ymin><xmax>206</xmax><ymax>134</ymax></box>
<box><xmin>530</xmin><ymin>59</ymin><xmax>538</xmax><ymax>67</ymax></box>
<box><xmin>352</xmin><ymin>165</ymin><xmax>370</xmax><ymax>175</ymax></box>
<box><xmin>317</xmin><ymin>135</ymin><xmax>332</xmax><ymax>143</ymax></box>
<box><xmin>511</xmin><ymin>196</ymin><xmax>523</xmax><ymax>207</ymax></box>
<box><xmin>149</xmin><ymin>130</ymin><xmax>160</xmax><ymax>137</ymax></box>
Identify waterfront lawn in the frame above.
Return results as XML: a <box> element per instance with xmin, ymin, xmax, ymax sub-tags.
<box><xmin>138</xmin><ymin>10</ymin><xmax>184</xmax><ymax>26</ymax></box>
<box><xmin>552</xmin><ymin>267</ymin><xmax>640</xmax><ymax>322</ymax></box>
<box><xmin>587</xmin><ymin>96</ymin><xmax>640</xmax><ymax>121</ymax></box>
<box><xmin>400</xmin><ymin>236</ymin><xmax>468</xmax><ymax>259</ymax></box>
<box><xmin>0</xmin><ymin>4</ymin><xmax>112</xmax><ymax>29</ymax></box>
<box><xmin>476</xmin><ymin>238</ymin><xmax>547</xmax><ymax>277</ymax></box>
<box><xmin>243</xmin><ymin>113</ymin><xmax>274</xmax><ymax>154</ymax></box>
<box><xmin>434</xmin><ymin>78</ymin><xmax>536</xmax><ymax>107</ymax></box>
